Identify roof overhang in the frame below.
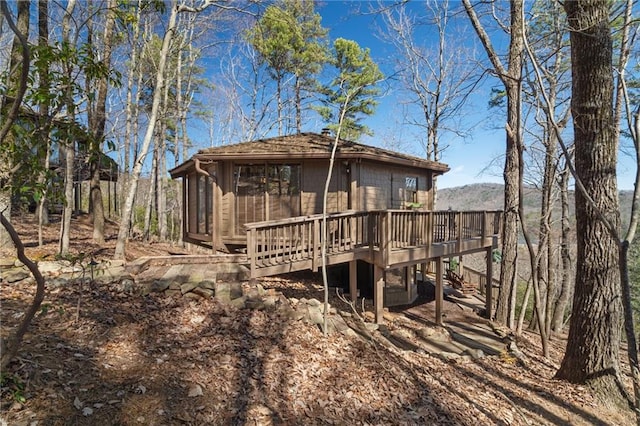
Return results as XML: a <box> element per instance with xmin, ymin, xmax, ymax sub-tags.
<box><xmin>169</xmin><ymin>151</ymin><xmax>449</xmax><ymax>178</ymax></box>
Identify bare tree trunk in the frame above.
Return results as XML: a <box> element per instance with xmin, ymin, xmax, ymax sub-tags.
<box><xmin>89</xmin><ymin>0</ymin><xmax>116</xmax><ymax>245</ymax></box>
<box><xmin>614</xmin><ymin>0</ymin><xmax>640</xmax><ymax>419</ymax></box>
<box><xmin>159</xmin><ymin>137</ymin><xmax>167</xmax><ymax>241</ymax></box>
<box><xmin>555</xmin><ymin>0</ymin><xmax>624</xmax><ymax>406</ymax></box>
<box><xmin>516</xmin><ymin>278</ymin><xmax>531</xmax><ymax>335</ymax></box>
<box><xmin>551</xmin><ymin>164</ymin><xmax>573</xmax><ymax>331</ymax></box>
<box><xmin>143</xmin><ymin>143</ymin><xmax>158</xmax><ymax>241</ymax></box>
<box><xmin>59</xmin><ymin>0</ymin><xmax>77</xmax><ymax>256</ymax></box>
<box><xmin>121</xmin><ymin>1</ymin><xmax>143</xmax><ymax>223</ymax></box>
<box><xmin>463</xmin><ymin>0</ymin><xmax>524</xmax><ymax>328</ymax></box>
<box><xmin>36</xmin><ymin>0</ymin><xmax>51</xmax><ymax>243</ymax></box>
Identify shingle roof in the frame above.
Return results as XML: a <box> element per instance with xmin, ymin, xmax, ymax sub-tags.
<box><xmin>170</xmin><ymin>132</ymin><xmax>449</xmax><ymax>176</ymax></box>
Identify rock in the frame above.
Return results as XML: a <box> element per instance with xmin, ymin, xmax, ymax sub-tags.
<box><xmin>245</xmin><ymin>286</ymin><xmax>261</xmax><ymax>300</ymax></box>
<box><xmin>364</xmin><ymin>323</ymin><xmax>379</xmax><ymax>332</ymax></box>
<box><xmin>164</xmin><ymin>289</ymin><xmax>181</xmax><ymax>298</ymax></box>
<box><xmin>3</xmin><ymin>269</ymin><xmax>29</xmax><ymax>283</ymax></box>
<box><xmin>14</xmin><ymin>259</ymin><xmax>24</xmax><ymax>267</ymax></box>
<box><xmin>230</xmin><ymin>296</ymin><xmax>246</xmax><ymax>309</ymax></box>
<box><xmin>48</xmin><ymin>277</ymin><xmax>69</xmax><ymax>288</ymax></box>
<box><xmin>117</xmin><ymin>278</ymin><xmax>136</xmax><ymax>293</ymax></box>
<box><xmin>96</xmin><ymin>265</ymin><xmax>126</xmax><ymax>283</ymax></box>
<box><xmin>215</xmin><ymin>263</ymin><xmax>250</xmax><ymax>281</ymax></box>
<box><xmin>104</xmin><ymin>259</ymin><xmax>126</xmax><ymax>268</ymax></box>
<box><xmin>169</xmin><ymin>282</ymin><xmax>182</xmax><ymax>290</ymax></box>
<box><xmin>0</xmin><ymin>258</ymin><xmax>16</xmax><ymax>268</ymax></box>
<box><xmin>417</xmin><ymin>326</ymin><xmax>450</xmax><ymax>342</ymax></box>
<box><xmin>215</xmin><ymin>282</ymin><xmax>231</xmax><ymax>303</ymax></box>
<box><xmin>37</xmin><ymin>261</ymin><xmax>64</xmax><ymax>274</ymax></box>
<box><xmin>262</xmin><ymin>295</ymin><xmax>278</xmax><ymax>310</ymax></box>
<box><xmin>144</xmin><ymin>279</ymin><xmax>171</xmax><ymax>295</ymax></box>
<box><xmin>184</xmin><ymin>292</ymin><xmax>202</xmax><ymax>301</ymax></box>
<box><xmin>326</xmin><ymin>315</ymin><xmax>354</xmax><ymax>337</ymax></box>
<box><xmin>255</xmin><ymin>283</ymin><xmax>267</xmax><ymax>296</ymax></box>
<box><xmin>438</xmin><ymin>352</ymin><xmax>461</xmax><ymax>363</ymax></box>
<box><xmin>280</xmin><ymin>305</ymin><xmax>300</xmax><ymax>321</ymax></box>
<box><xmin>199</xmin><ymin>280</ymin><xmax>216</xmax><ymax>290</ymax></box>
<box><xmin>307</xmin><ymin>305</ymin><xmax>324</xmax><ymax>325</ymax></box>
<box><xmin>180</xmin><ymin>282</ymin><xmax>200</xmax><ymax>294</ymax></box>
<box><xmin>306</xmin><ymin>298</ymin><xmax>321</xmax><ymax>307</ymax></box>
<box><xmin>245</xmin><ymin>299</ymin><xmax>264</xmax><ymax>310</ymax></box>
<box><xmin>463</xmin><ymin>348</ymin><xmax>485</xmax><ymax>360</ymax></box>
<box><xmin>415</xmin><ymin>327</ymin><xmax>435</xmax><ymax>339</ymax></box>
<box><xmin>192</xmin><ymin>287</ymin><xmax>214</xmax><ymax>298</ymax></box>
<box><xmin>215</xmin><ymin>282</ymin><xmax>243</xmax><ymax>303</ymax></box>
<box><xmin>187</xmin><ymin>384</ymin><xmax>203</xmax><ymax>397</ymax></box>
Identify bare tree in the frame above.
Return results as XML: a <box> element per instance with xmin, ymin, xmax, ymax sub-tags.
<box><xmin>87</xmin><ymin>0</ymin><xmax>117</xmax><ymax>244</ymax></box>
<box><xmin>462</xmin><ymin>0</ymin><xmax>525</xmax><ymax>330</ymax></box>
<box><xmin>548</xmin><ymin>0</ymin><xmax>627</xmax><ymax>409</ymax></box>
<box><xmin>59</xmin><ymin>0</ymin><xmax>77</xmax><ymax>256</ymax></box>
<box><xmin>114</xmin><ymin>0</ymin><xmax>222</xmax><ymax>259</ymax></box>
<box><xmin>380</xmin><ymin>0</ymin><xmax>480</xmax><ymax>162</ymax></box>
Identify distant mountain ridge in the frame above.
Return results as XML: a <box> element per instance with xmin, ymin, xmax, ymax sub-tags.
<box><xmin>436</xmin><ymin>183</ymin><xmax>634</xmax><ymax>228</ymax></box>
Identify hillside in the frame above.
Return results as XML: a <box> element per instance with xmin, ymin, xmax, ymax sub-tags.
<box><xmin>0</xmin><ymin>214</ymin><xmax>636</xmax><ymax>425</ymax></box>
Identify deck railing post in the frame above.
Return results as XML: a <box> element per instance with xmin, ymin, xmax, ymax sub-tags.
<box><xmin>456</xmin><ymin>211</ymin><xmax>463</xmax><ymax>252</ymax></box>
<box><xmin>247</xmin><ymin>227</ymin><xmax>257</xmax><ymax>279</ymax></box>
<box><xmin>312</xmin><ymin>218</ymin><xmax>320</xmax><ymax>271</ymax></box>
<box><xmin>482</xmin><ymin>211</ymin><xmax>488</xmax><ymax>244</ymax></box>
<box><xmin>382</xmin><ymin>211</ymin><xmax>391</xmax><ymax>268</ymax></box>
<box><xmin>426</xmin><ymin>211</ymin><xmax>433</xmax><ymax>258</ymax></box>
<box><xmin>485</xmin><ymin>246</ymin><xmax>494</xmax><ymax>319</ymax></box>
<box><xmin>374</xmin><ymin>265</ymin><xmax>384</xmax><ymax>324</ymax></box>
<box><xmin>435</xmin><ymin>257</ymin><xmax>444</xmax><ymax>326</ymax></box>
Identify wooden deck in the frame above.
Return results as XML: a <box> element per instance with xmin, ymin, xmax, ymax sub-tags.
<box><xmin>245</xmin><ymin>210</ymin><xmax>502</xmax><ymax>324</ymax></box>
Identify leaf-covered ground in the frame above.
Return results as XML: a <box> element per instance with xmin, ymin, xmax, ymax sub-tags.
<box><xmin>0</xmin><ymin>215</ymin><xmax>635</xmax><ymax>425</ymax></box>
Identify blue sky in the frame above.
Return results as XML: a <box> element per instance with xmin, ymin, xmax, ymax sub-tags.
<box><xmin>315</xmin><ymin>1</ymin><xmax>638</xmax><ymax>191</ymax></box>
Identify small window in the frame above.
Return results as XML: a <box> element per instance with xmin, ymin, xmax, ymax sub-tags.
<box><xmin>405</xmin><ymin>177</ymin><xmax>417</xmax><ymax>204</ymax></box>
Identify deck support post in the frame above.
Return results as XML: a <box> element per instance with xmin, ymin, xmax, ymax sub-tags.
<box><xmin>374</xmin><ymin>265</ymin><xmax>384</xmax><ymax>324</ymax></box>
<box><xmin>485</xmin><ymin>247</ymin><xmax>494</xmax><ymax>319</ymax></box>
<box><xmin>420</xmin><ymin>262</ymin><xmax>428</xmax><ymax>281</ymax></box>
<box><xmin>408</xmin><ymin>265</ymin><xmax>416</xmax><ymax>302</ymax></box>
<box><xmin>435</xmin><ymin>257</ymin><xmax>444</xmax><ymax>326</ymax></box>
<box><xmin>349</xmin><ymin>260</ymin><xmax>358</xmax><ymax>302</ymax></box>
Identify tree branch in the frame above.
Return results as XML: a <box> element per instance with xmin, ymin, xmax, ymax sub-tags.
<box><xmin>0</xmin><ymin>210</ymin><xmax>46</xmax><ymax>371</ymax></box>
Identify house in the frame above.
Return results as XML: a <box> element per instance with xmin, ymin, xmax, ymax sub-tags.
<box><xmin>8</xmin><ymin>104</ymin><xmax>118</xmax><ymax>215</ymax></box>
<box><xmin>170</xmin><ymin>132</ymin><xmax>501</xmax><ymax>325</ymax></box>
<box><xmin>169</xmin><ymin>132</ymin><xmax>449</xmax><ymax>251</ymax></box>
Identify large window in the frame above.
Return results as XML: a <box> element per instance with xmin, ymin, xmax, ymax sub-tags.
<box><xmin>267</xmin><ymin>164</ymin><xmax>301</xmax><ymax>220</ymax></box>
<box><xmin>187</xmin><ymin>173</ymin><xmax>213</xmax><ymax>235</ymax></box>
<box><xmin>234</xmin><ymin>163</ymin><xmax>301</xmax><ymax>233</ymax></box>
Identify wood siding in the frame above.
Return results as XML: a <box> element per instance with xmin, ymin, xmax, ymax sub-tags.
<box><xmin>181</xmin><ymin>158</ymin><xmax>437</xmax><ymax>247</ymax></box>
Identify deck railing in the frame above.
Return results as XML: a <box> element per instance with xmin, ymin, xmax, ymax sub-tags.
<box><xmin>246</xmin><ymin>210</ymin><xmax>502</xmax><ymax>278</ymax></box>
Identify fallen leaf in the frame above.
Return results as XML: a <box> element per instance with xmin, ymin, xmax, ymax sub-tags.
<box><xmin>73</xmin><ymin>396</ymin><xmax>83</xmax><ymax>410</ymax></box>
